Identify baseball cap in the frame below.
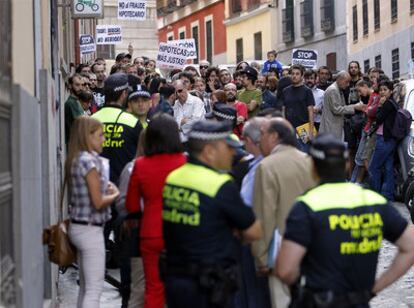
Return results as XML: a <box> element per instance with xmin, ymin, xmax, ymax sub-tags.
<box><xmin>188</xmin><ymin>120</ymin><xmax>242</xmax><ymax>148</ymax></box>
<box><xmin>115</xmin><ymin>52</ymin><xmax>132</xmax><ymax>62</ymax></box>
<box><xmin>309</xmin><ymin>134</ymin><xmax>349</xmax><ymax>161</ymax></box>
<box><xmin>242</xmin><ymin>66</ymin><xmax>258</xmax><ymax>79</ymax></box>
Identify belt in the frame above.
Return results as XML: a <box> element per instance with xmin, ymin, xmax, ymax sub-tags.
<box><xmin>71</xmin><ymin>219</ymin><xmax>105</xmax><ymax>227</ymax></box>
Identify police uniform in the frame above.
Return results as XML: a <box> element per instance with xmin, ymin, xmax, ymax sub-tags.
<box><xmin>284</xmin><ymin>135</ymin><xmax>408</xmax><ymax>307</ymax></box>
<box><xmin>91</xmin><ymin>73</ymin><xmax>142</xmax><ymax>184</ymax></box>
<box><xmin>162</xmin><ymin>121</ymin><xmax>257</xmax><ymax>308</ymax></box>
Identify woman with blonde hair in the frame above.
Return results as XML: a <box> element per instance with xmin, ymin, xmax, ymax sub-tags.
<box><xmin>66</xmin><ymin>116</ymin><xmax>119</xmax><ymax>308</ymax></box>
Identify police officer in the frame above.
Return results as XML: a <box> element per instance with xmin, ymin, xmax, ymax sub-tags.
<box><xmin>92</xmin><ymin>73</ymin><xmax>142</xmax><ymax>184</ymax></box>
<box><xmin>276</xmin><ymin>134</ymin><xmax>414</xmax><ymax>308</ymax></box>
<box><xmin>161</xmin><ymin>120</ymin><xmax>263</xmax><ymax>308</ymax></box>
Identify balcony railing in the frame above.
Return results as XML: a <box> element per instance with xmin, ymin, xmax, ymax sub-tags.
<box><xmin>320</xmin><ymin>0</ymin><xmax>335</xmax><ymax>32</ymax></box>
<box><xmin>157</xmin><ymin>0</ymin><xmax>196</xmax><ymax>17</ymax></box>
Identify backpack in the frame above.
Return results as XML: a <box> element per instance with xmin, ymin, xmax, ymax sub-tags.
<box><xmin>391</xmin><ymin>102</ymin><xmax>412</xmax><ymax>140</ymax></box>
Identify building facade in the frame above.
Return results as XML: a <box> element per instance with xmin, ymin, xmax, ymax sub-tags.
<box><xmin>275</xmin><ymin>0</ymin><xmax>347</xmax><ymax>71</ymax></box>
<box><xmin>96</xmin><ymin>0</ymin><xmax>159</xmax><ymax>61</ymax></box>
<box><xmin>157</xmin><ymin>0</ymin><xmax>227</xmax><ymax>65</ymax></box>
<box><xmin>224</xmin><ymin>0</ymin><xmax>277</xmax><ymax>64</ymax></box>
<box><xmin>347</xmin><ymin>0</ymin><xmax>414</xmax><ymax>79</ymax></box>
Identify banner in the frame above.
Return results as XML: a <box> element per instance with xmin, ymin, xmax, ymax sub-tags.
<box><xmin>96</xmin><ymin>25</ymin><xmax>122</xmax><ymax>45</ymax></box>
<box><xmin>72</xmin><ymin>0</ymin><xmax>103</xmax><ymax>18</ymax></box>
<box><xmin>292</xmin><ymin>49</ymin><xmax>318</xmax><ymax>69</ymax></box>
<box><xmin>79</xmin><ymin>35</ymin><xmax>96</xmax><ymax>55</ymax></box>
<box><xmin>169</xmin><ymin>39</ymin><xmax>197</xmax><ymax>60</ymax></box>
<box><xmin>118</xmin><ymin>0</ymin><xmax>146</xmax><ymax>20</ymax></box>
<box><xmin>156</xmin><ymin>43</ymin><xmax>189</xmax><ymax>69</ymax></box>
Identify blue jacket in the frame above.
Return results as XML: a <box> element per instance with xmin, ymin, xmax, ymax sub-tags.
<box><xmin>261</xmin><ymin>60</ymin><xmax>283</xmax><ymax>75</ymax></box>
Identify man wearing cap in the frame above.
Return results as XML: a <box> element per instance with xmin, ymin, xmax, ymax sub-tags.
<box><xmin>276</xmin><ymin>134</ymin><xmax>414</xmax><ymax>307</ymax></box>
<box><xmin>161</xmin><ymin>120</ymin><xmax>263</xmax><ymax>308</ymax></box>
<box><xmin>252</xmin><ymin>117</ymin><xmax>315</xmax><ymax>308</ymax></box>
<box><xmin>92</xmin><ymin>73</ymin><xmax>142</xmax><ymax>184</ymax></box>
<box><xmin>237</xmin><ymin>66</ymin><xmax>262</xmax><ymax>118</ymax></box>
<box><xmin>127</xmin><ymin>84</ymin><xmax>151</xmax><ymax>128</ymax></box>
<box><xmin>173</xmin><ymin>79</ymin><xmax>206</xmax><ymax>142</ymax></box>
<box><xmin>116</xmin><ymin>52</ymin><xmax>132</xmax><ymax>65</ymax></box>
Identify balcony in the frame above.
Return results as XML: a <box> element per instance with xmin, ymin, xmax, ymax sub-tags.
<box><xmin>320</xmin><ymin>0</ymin><xmax>335</xmax><ymax>32</ymax></box>
<box><xmin>300</xmin><ymin>0</ymin><xmax>313</xmax><ymax>38</ymax></box>
<box><xmin>282</xmin><ymin>7</ymin><xmax>294</xmax><ymax>43</ymax></box>
<box><xmin>157</xmin><ymin>0</ymin><xmax>196</xmax><ymax>17</ymax></box>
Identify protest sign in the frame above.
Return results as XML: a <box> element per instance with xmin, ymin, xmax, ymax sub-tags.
<box><xmin>79</xmin><ymin>35</ymin><xmax>96</xmax><ymax>55</ymax></box>
<box><xmin>96</xmin><ymin>25</ymin><xmax>122</xmax><ymax>45</ymax></box>
<box><xmin>292</xmin><ymin>49</ymin><xmax>318</xmax><ymax>69</ymax></box>
<box><xmin>169</xmin><ymin>39</ymin><xmax>197</xmax><ymax>60</ymax></box>
<box><xmin>156</xmin><ymin>43</ymin><xmax>188</xmax><ymax>69</ymax></box>
<box><xmin>118</xmin><ymin>0</ymin><xmax>146</xmax><ymax>20</ymax></box>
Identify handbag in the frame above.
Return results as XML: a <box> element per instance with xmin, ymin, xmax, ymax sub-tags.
<box><xmin>42</xmin><ymin>180</ymin><xmax>77</xmax><ymax>267</ymax></box>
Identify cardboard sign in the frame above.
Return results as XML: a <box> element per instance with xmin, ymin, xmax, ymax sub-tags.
<box><xmin>169</xmin><ymin>39</ymin><xmax>197</xmax><ymax>60</ymax></box>
<box><xmin>156</xmin><ymin>43</ymin><xmax>189</xmax><ymax>69</ymax></box>
<box><xmin>79</xmin><ymin>35</ymin><xmax>96</xmax><ymax>55</ymax></box>
<box><xmin>118</xmin><ymin>0</ymin><xmax>146</xmax><ymax>20</ymax></box>
<box><xmin>292</xmin><ymin>49</ymin><xmax>318</xmax><ymax>69</ymax></box>
<box><xmin>96</xmin><ymin>25</ymin><xmax>122</xmax><ymax>45</ymax></box>
<box><xmin>72</xmin><ymin>0</ymin><xmax>104</xmax><ymax>18</ymax></box>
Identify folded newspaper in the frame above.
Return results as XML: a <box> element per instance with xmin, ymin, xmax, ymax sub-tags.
<box><xmin>267</xmin><ymin>229</ymin><xmax>282</xmax><ymax>269</ymax></box>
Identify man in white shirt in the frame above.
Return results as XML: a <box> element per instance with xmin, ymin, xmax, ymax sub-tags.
<box><xmin>173</xmin><ymin>80</ymin><xmax>206</xmax><ymax>142</ymax></box>
<box><xmin>304</xmin><ymin>69</ymin><xmax>325</xmax><ymax>131</ymax></box>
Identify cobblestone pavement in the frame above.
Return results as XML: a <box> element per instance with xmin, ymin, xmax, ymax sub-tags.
<box><xmin>58</xmin><ymin>203</ymin><xmax>414</xmax><ymax>307</ymax></box>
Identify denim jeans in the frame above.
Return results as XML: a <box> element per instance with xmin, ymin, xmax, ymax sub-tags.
<box><xmin>351</xmin><ymin>131</ymin><xmax>368</xmax><ymax>183</ymax></box>
<box><xmin>368</xmin><ymin>135</ymin><xmax>397</xmax><ymax>201</ymax></box>
<box><xmin>69</xmin><ymin>223</ymin><xmax>105</xmax><ymax>308</ymax></box>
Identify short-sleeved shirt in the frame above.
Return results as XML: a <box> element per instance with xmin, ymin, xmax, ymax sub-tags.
<box><xmin>92</xmin><ymin>105</ymin><xmax>142</xmax><ymax>184</ymax></box>
<box><xmin>282</xmin><ymin>85</ymin><xmax>315</xmax><ymax>128</ymax></box>
<box><xmin>237</xmin><ymin>88</ymin><xmax>262</xmax><ymax>118</ymax></box>
<box><xmin>284</xmin><ymin>182</ymin><xmax>408</xmax><ymax>293</ymax></box>
<box><xmin>69</xmin><ymin>151</ymin><xmax>111</xmax><ymax>224</ymax></box>
<box><xmin>163</xmin><ymin>158</ymin><xmax>256</xmax><ymax>265</ymax></box>
<box><xmin>64</xmin><ymin>95</ymin><xmax>84</xmax><ymax>143</ymax></box>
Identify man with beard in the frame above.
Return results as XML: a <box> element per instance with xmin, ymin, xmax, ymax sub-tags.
<box><xmin>317</xmin><ymin>66</ymin><xmax>332</xmax><ymax>91</ymax></box>
<box><xmin>65</xmin><ymin>73</ymin><xmax>86</xmax><ymax>143</ymax></box>
<box><xmin>304</xmin><ymin>70</ymin><xmax>325</xmax><ymax>131</ymax></box>
<box><xmin>92</xmin><ymin>62</ymin><xmax>107</xmax><ymax>108</ymax></box>
<box><xmin>260</xmin><ymin>76</ymin><xmax>279</xmax><ymax>111</ymax></box>
<box><xmin>224</xmin><ymin>83</ymin><xmax>248</xmax><ymax>138</ymax></box>
<box><xmin>237</xmin><ymin>66</ymin><xmax>262</xmax><ymax>117</ymax></box>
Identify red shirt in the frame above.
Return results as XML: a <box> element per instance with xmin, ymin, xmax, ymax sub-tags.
<box><xmin>232</xmin><ymin>101</ymin><xmax>248</xmax><ymax>138</ymax></box>
<box><xmin>125</xmin><ymin>153</ymin><xmax>186</xmax><ymax>238</ymax></box>
<box><xmin>364</xmin><ymin>93</ymin><xmax>380</xmax><ymax>132</ymax></box>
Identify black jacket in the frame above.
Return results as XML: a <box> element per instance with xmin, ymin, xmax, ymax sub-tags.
<box><xmin>371</xmin><ymin>97</ymin><xmax>398</xmax><ymax>141</ymax></box>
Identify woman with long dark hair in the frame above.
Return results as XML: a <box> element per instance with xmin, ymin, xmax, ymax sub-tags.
<box><xmin>125</xmin><ymin>114</ymin><xmax>186</xmax><ymax>308</ymax></box>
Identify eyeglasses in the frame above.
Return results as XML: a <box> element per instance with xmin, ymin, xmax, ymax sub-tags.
<box><xmin>200</xmin><ymin>65</ymin><xmax>209</xmax><ymax>69</ymax></box>
<box><xmin>176</xmin><ymin>89</ymin><xmax>184</xmax><ymax>94</ymax></box>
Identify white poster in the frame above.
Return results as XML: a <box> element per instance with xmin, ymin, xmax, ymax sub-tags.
<box><xmin>156</xmin><ymin>43</ymin><xmax>189</xmax><ymax>69</ymax></box>
<box><xmin>96</xmin><ymin>25</ymin><xmax>122</xmax><ymax>45</ymax></box>
<box><xmin>72</xmin><ymin>0</ymin><xmax>103</xmax><ymax>18</ymax></box>
<box><xmin>118</xmin><ymin>0</ymin><xmax>146</xmax><ymax>20</ymax></box>
<box><xmin>79</xmin><ymin>35</ymin><xmax>96</xmax><ymax>55</ymax></box>
<box><xmin>169</xmin><ymin>39</ymin><xmax>197</xmax><ymax>60</ymax></box>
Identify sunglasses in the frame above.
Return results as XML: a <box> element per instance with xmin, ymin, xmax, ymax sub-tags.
<box><xmin>200</xmin><ymin>65</ymin><xmax>209</xmax><ymax>69</ymax></box>
<box><xmin>176</xmin><ymin>89</ymin><xmax>184</xmax><ymax>94</ymax></box>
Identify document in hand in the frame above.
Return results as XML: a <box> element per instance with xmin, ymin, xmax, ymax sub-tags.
<box><xmin>267</xmin><ymin>229</ymin><xmax>282</xmax><ymax>269</ymax></box>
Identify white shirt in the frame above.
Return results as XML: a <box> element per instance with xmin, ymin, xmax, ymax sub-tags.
<box><xmin>312</xmin><ymin>86</ymin><xmax>325</xmax><ymax>123</ymax></box>
<box><xmin>173</xmin><ymin>94</ymin><xmax>206</xmax><ymax>142</ymax></box>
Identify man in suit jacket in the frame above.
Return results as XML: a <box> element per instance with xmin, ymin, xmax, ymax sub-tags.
<box><xmin>252</xmin><ymin>118</ymin><xmax>316</xmax><ymax>308</ymax></box>
<box><xmin>319</xmin><ymin>71</ymin><xmax>365</xmax><ymax>140</ymax></box>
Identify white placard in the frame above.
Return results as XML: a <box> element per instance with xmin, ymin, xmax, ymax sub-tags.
<box><xmin>169</xmin><ymin>39</ymin><xmax>197</xmax><ymax>60</ymax></box>
<box><xmin>72</xmin><ymin>0</ymin><xmax>104</xmax><ymax>18</ymax></box>
<box><xmin>79</xmin><ymin>35</ymin><xmax>96</xmax><ymax>55</ymax></box>
<box><xmin>156</xmin><ymin>43</ymin><xmax>189</xmax><ymax>69</ymax></box>
<box><xmin>118</xmin><ymin>0</ymin><xmax>146</xmax><ymax>20</ymax></box>
<box><xmin>292</xmin><ymin>49</ymin><xmax>318</xmax><ymax>69</ymax></box>
<box><xmin>96</xmin><ymin>25</ymin><xmax>122</xmax><ymax>45</ymax></box>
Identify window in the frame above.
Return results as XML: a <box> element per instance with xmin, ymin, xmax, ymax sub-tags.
<box><xmin>320</xmin><ymin>0</ymin><xmax>335</xmax><ymax>32</ymax></box>
<box><xmin>179</xmin><ymin>30</ymin><xmax>185</xmax><ymax>40</ymax></box>
<box><xmin>352</xmin><ymin>5</ymin><xmax>358</xmax><ymax>42</ymax></box>
<box><xmin>326</xmin><ymin>52</ymin><xmax>337</xmax><ymax>71</ymax></box>
<box><xmin>374</xmin><ymin>0</ymin><xmax>380</xmax><ymax>30</ymax></box>
<box><xmin>362</xmin><ymin>0</ymin><xmax>368</xmax><ymax>35</ymax></box>
<box><xmin>205</xmin><ymin>19</ymin><xmax>213</xmax><ymax>64</ymax></box>
<box><xmin>282</xmin><ymin>0</ymin><xmax>294</xmax><ymax>43</ymax></box>
<box><xmin>236</xmin><ymin>38</ymin><xmax>243</xmax><ymax>63</ymax></box>
<box><xmin>248</xmin><ymin>0</ymin><xmax>260</xmax><ymax>10</ymax></box>
<box><xmin>411</xmin><ymin>42</ymin><xmax>414</xmax><ymax>60</ymax></box>
<box><xmin>192</xmin><ymin>25</ymin><xmax>199</xmax><ymax>64</ymax></box>
<box><xmin>167</xmin><ymin>35</ymin><xmax>174</xmax><ymax>41</ymax></box>
<box><xmin>392</xmin><ymin>48</ymin><xmax>400</xmax><ymax>79</ymax></box>
<box><xmin>300</xmin><ymin>0</ymin><xmax>314</xmax><ymax>38</ymax></box>
<box><xmin>364</xmin><ymin>59</ymin><xmax>370</xmax><ymax>73</ymax></box>
<box><xmin>254</xmin><ymin>32</ymin><xmax>262</xmax><ymax>60</ymax></box>
<box><xmin>411</xmin><ymin>0</ymin><xmax>414</xmax><ymax>12</ymax></box>
<box><xmin>96</xmin><ymin>45</ymin><xmax>115</xmax><ymax>59</ymax></box>
<box><xmin>375</xmin><ymin>55</ymin><xmax>382</xmax><ymax>69</ymax></box>
<box><xmin>231</xmin><ymin>0</ymin><xmax>242</xmax><ymax>16</ymax></box>
<box><xmin>391</xmin><ymin>0</ymin><xmax>398</xmax><ymax>22</ymax></box>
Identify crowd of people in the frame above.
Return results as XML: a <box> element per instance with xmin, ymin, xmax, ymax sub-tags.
<box><xmin>63</xmin><ymin>49</ymin><xmax>414</xmax><ymax>308</ymax></box>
